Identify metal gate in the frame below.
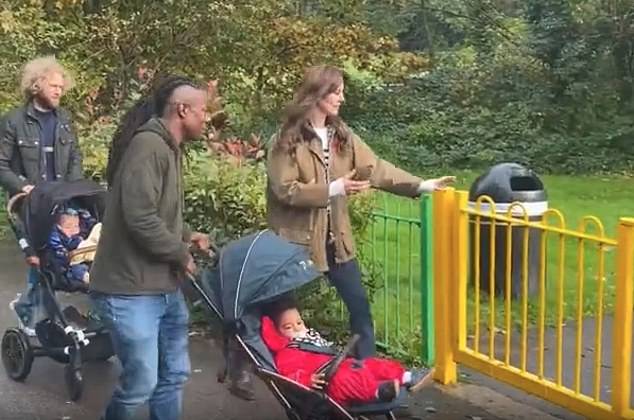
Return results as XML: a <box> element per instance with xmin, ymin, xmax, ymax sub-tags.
<box><xmin>432</xmin><ymin>189</ymin><xmax>634</xmax><ymax>420</ymax></box>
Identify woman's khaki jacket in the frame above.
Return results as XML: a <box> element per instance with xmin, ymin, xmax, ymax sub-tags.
<box><xmin>266</xmin><ymin>123</ymin><xmax>422</xmax><ymax>272</ymax></box>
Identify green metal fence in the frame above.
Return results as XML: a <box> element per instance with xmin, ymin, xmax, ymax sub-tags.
<box><xmin>360</xmin><ymin>193</ymin><xmax>434</xmax><ymax>364</ymax></box>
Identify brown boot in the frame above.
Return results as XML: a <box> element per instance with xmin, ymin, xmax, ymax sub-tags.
<box><xmin>226</xmin><ymin>339</ymin><xmax>255</xmax><ymax>401</ymax></box>
<box><xmin>229</xmin><ymin>369</ymin><xmax>256</xmax><ymax>401</ymax></box>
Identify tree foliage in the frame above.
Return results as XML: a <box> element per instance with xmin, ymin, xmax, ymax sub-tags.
<box><xmin>342</xmin><ymin>0</ymin><xmax>634</xmax><ymax>174</ymax></box>
<box><xmin>2</xmin><ymin>0</ymin><xmax>631</xmax><ymax>175</ymax></box>
<box><xmin>0</xmin><ymin>0</ymin><xmax>425</xmax><ymax>132</ymax></box>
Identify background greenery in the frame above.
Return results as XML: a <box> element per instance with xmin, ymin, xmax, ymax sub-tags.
<box><xmin>1</xmin><ymin>0</ymin><xmax>632</xmax><ymax>176</ymax></box>
<box><xmin>1</xmin><ymin>0</ymin><xmax>632</xmax><ymax>361</ymax></box>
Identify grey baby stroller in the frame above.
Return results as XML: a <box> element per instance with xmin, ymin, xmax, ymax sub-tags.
<box><xmin>189</xmin><ymin>230</ymin><xmax>409</xmax><ymax>419</ymax></box>
<box><xmin>1</xmin><ymin>180</ymin><xmax>114</xmax><ymax>401</ymax></box>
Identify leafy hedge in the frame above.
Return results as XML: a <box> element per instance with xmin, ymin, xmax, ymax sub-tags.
<box><xmin>343</xmin><ymin>49</ymin><xmax>634</xmax><ymax>176</ymax></box>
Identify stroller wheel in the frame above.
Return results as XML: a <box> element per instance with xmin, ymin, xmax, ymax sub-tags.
<box><xmin>1</xmin><ymin>328</ymin><xmax>34</xmax><ymax>381</ymax></box>
<box><xmin>64</xmin><ymin>365</ymin><xmax>83</xmax><ymax>401</ymax></box>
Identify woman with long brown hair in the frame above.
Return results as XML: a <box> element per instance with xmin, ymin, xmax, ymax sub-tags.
<box><xmin>266</xmin><ymin>65</ymin><xmax>455</xmax><ymax>359</ymax></box>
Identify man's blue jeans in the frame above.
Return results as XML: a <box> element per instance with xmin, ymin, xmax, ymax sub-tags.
<box><xmin>13</xmin><ymin>267</ymin><xmax>44</xmax><ymax>327</ymax></box>
<box><xmin>90</xmin><ymin>290</ymin><xmax>191</xmax><ymax>420</ymax></box>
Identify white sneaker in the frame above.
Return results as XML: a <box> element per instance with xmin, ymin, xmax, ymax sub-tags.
<box><xmin>9</xmin><ymin>297</ymin><xmax>36</xmax><ymax>337</ymax></box>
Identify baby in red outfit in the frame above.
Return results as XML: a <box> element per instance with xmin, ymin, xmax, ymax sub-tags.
<box><xmin>261</xmin><ymin>298</ymin><xmax>434</xmax><ymax>405</ymax></box>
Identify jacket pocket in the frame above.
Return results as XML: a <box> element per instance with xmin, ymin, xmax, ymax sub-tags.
<box><xmin>89</xmin><ymin>293</ymin><xmax>116</xmax><ymax>323</ymax></box>
<box><xmin>278</xmin><ymin>227</ymin><xmax>313</xmax><ymax>245</ymax></box>
<box><xmin>17</xmin><ymin>138</ymin><xmax>39</xmax><ymax>164</ymax></box>
<box><xmin>58</xmin><ymin>124</ymin><xmax>76</xmax><ymax>146</ymax></box>
<box><xmin>57</xmin><ymin>126</ymin><xmax>75</xmax><ymax>167</ymax></box>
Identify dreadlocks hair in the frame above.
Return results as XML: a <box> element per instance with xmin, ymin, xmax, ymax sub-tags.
<box><xmin>105</xmin><ymin>75</ymin><xmax>202</xmax><ymax>186</ymax></box>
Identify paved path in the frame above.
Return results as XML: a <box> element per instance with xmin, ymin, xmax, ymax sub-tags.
<box><xmin>0</xmin><ymin>239</ymin><xmax>575</xmax><ymax>419</ymax></box>
<box><xmin>463</xmin><ymin>301</ymin><xmax>631</xmax><ymax>416</ymax></box>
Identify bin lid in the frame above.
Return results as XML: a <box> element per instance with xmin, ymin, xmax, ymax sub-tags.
<box><xmin>468</xmin><ymin>163</ymin><xmax>547</xmax><ymax>210</ymax></box>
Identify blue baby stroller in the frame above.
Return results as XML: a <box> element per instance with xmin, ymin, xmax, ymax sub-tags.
<box><xmin>189</xmin><ymin>230</ymin><xmax>409</xmax><ymax>419</ymax></box>
<box><xmin>1</xmin><ymin>180</ymin><xmax>114</xmax><ymax>401</ymax></box>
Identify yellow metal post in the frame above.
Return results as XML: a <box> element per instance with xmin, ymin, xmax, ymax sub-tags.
<box><xmin>455</xmin><ymin>191</ymin><xmax>469</xmax><ymax>352</ymax></box>
<box><xmin>433</xmin><ymin>189</ymin><xmax>458</xmax><ymax>384</ymax></box>
<box><xmin>612</xmin><ymin>218</ymin><xmax>634</xmax><ymax>416</ymax></box>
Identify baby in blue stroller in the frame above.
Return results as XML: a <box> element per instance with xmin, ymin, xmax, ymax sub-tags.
<box><xmin>47</xmin><ymin>204</ymin><xmax>100</xmax><ymax>288</ymax></box>
<box><xmin>2</xmin><ymin>180</ymin><xmax>112</xmax><ymax>402</ymax></box>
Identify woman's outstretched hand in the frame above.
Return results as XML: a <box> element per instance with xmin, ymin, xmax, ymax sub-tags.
<box><xmin>430</xmin><ymin>176</ymin><xmax>456</xmax><ymax>190</ymax></box>
<box><xmin>418</xmin><ymin>176</ymin><xmax>456</xmax><ymax>193</ymax></box>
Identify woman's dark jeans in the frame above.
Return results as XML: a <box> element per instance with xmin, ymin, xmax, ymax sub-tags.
<box><xmin>326</xmin><ymin>244</ymin><xmax>376</xmax><ymax>360</ymax></box>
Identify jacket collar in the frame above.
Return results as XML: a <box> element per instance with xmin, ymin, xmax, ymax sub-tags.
<box><xmin>136</xmin><ymin>117</ymin><xmax>181</xmax><ymax>155</ymax></box>
<box><xmin>25</xmin><ymin>100</ymin><xmax>66</xmax><ymax>123</ymax></box>
<box><xmin>302</xmin><ymin>122</ymin><xmax>335</xmax><ymax>167</ymax></box>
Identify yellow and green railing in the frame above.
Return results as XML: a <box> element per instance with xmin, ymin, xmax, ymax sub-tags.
<box><xmin>354</xmin><ymin>184</ymin><xmax>634</xmax><ymax>420</ymax></box>
<box><xmin>363</xmin><ymin>188</ymin><xmax>633</xmax><ymax>419</ymax></box>
<box><xmin>362</xmin><ymin>192</ymin><xmax>435</xmax><ymax>365</ymax></box>
<box><xmin>431</xmin><ymin>188</ymin><xmax>634</xmax><ymax>420</ymax></box>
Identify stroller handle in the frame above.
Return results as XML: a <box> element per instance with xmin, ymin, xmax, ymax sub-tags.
<box><xmin>184</xmin><ymin>271</ymin><xmax>222</xmax><ymax>319</ymax></box>
<box><xmin>185</xmin><ymin>239</ymin><xmax>220</xmax><ymax>281</ymax></box>
<box><xmin>6</xmin><ymin>192</ymin><xmax>27</xmax><ymax>219</ymax></box>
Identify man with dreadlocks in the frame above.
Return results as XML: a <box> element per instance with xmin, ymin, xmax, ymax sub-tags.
<box><xmin>90</xmin><ymin>75</ymin><xmax>211</xmax><ymax>420</ymax></box>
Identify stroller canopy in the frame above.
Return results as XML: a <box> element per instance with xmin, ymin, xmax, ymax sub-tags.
<box><xmin>201</xmin><ymin>230</ymin><xmax>321</xmax><ymax>324</ymax></box>
<box><xmin>200</xmin><ymin>230</ymin><xmax>322</xmax><ymax>371</ymax></box>
<box><xmin>21</xmin><ymin>180</ymin><xmax>106</xmax><ymax>250</ymax></box>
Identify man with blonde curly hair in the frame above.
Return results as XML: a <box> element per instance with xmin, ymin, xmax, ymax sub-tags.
<box><xmin>0</xmin><ymin>56</ymin><xmax>83</xmax><ymax>334</ymax></box>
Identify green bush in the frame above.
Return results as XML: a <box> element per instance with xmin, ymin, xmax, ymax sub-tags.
<box><xmin>343</xmin><ymin>53</ymin><xmax>634</xmax><ymax>176</ymax></box>
<box><xmin>78</xmin><ymin>118</ymin><xmax>116</xmax><ymax>183</ymax></box>
<box><xmin>183</xmin><ymin>152</ymin><xmax>268</xmax><ymax>245</ymax></box>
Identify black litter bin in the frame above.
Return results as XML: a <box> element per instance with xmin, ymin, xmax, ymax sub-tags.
<box><xmin>468</xmin><ymin>163</ymin><xmax>547</xmax><ymax>300</ymax></box>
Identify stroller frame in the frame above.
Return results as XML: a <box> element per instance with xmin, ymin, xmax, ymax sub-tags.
<box><xmin>1</xmin><ymin>182</ymin><xmax>113</xmax><ymax>402</ymax></box>
<box><xmin>187</xmin><ymin>232</ymin><xmax>407</xmax><ymax>420</ymax></box>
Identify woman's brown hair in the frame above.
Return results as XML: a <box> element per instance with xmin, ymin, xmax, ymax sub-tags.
<box><xmin>277</xmin><ymin>65</ymin><xmax>349</xmax><ymax>153</ymax></box>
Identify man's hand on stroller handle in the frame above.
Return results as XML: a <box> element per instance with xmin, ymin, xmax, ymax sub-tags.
<box><xmin>26</xmin><ymin>255</ymin><xmax>40</xmax><ymax>267</ymax></box>
<box><xmin>184</xmin><ymin>254</ymin><xmax>197</xmax><ymax>275</ymax></box>
<box><xmin>21</xmin><ymin>184</ymin><xmax>34</xmax><ymax>194</ymax></box>
<box><xmin>190</xmin><ymin>232</ymin><xmax>210</xmax><ymax>253</ymax></box>
<box><xmin>185</xmin><ymin>231</ymin><xmax>212</xmax><ymax>275</ymax></box>
<box><xmin>188</xmin><ymin>232</ymin><xmax>219</xmax><ymax>262</ymax></box>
